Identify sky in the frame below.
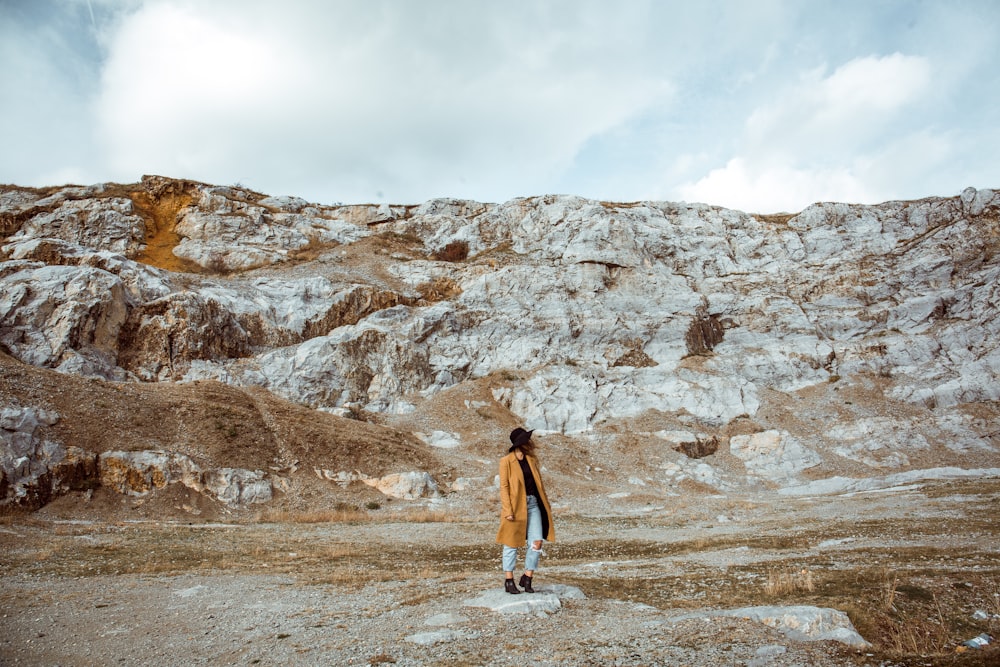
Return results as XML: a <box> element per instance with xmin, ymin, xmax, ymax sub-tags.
<box><xmin>1</xmin><ymin>0</ymin><xmax>998</xmax><ymax>212</ymax></box>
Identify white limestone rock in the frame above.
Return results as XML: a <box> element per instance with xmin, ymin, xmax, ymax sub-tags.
<box><xmin>669</xmin><ymin>605</ymin><xmax>870</xmax><ymax>647</ymax></box>
<box><xmin>449</xmin><ymin>477</ymin><xmax>487</xmax><ymax>491</ymax></box>
<box><xmin>3</xmin><ymin>182</ymin><xmax>999</xmax><ymax>500</ymax></box>
<box><xmin>414</xmin><ymin>430</ymin><xmax>462</xmax><ymax>448</ymax></box>
<box><xmin>315</xmin><ymin>469</ymin><xmax>366</xmax><ymax>486</ymax></box>
<box><xmin>722</xmin><ymin>606</ymin><xmax>870</xmax><ymax>648</ymax></box>
<box><xmin>203</xmin><ymin>468</ymin><xmax>272</xmax><ymax>505</ymax></box>
<box><xmin>363</xmin><ymin>471</ymin><xmax>439</xmax><ymax>500</ymax></box>
<box><xmin>463</xmin><ymin>583</ymin><xmax>585</xmax><ymax>616</ymax></box>
<box><xmin>187</xmin><ymin>303</ymin><xmax>453</xmax><ymax>413</ymax></box>
<box><xmin>0</xmin><ymin>263</ymin><xmax>130</xmax><ymax>379</ymax></box>
<box><xmin>172</xmin><ymin>188</ymin><xmax>370</xmax><ymax>271</ymax></box>
<box><xmin>99</xmin><ymin>450</ymin><xmax>203</xmax><ymax>496</ymax></box>
<box><xmin>404</xmin><ymin>629</ymin><xmax>478</xmax><ymax>645</ymax></box>
<box><xmin>424</xmin><ymin>612</ymin><xmax>469</xmax><ymax>626</ymax></box>
<box><xmin>3</xmin><ymin>238</ymin><xmax>174</xmax><ymax>302</ymax></box>
<box><xmin>827</xmin><ymin>418</ymin><xmax>930</xmax><ymax>468</ymax></box>
<box><xmin>98</xmin><ymin>450</ymin><xmax>271</xmax><ymax>506</ymax></box>
<box><xmin>7</xmin><ymin>195</ymin><xmax>147</xmax><ymax>257</ymax></box>
<box><xmin>660</xmin><ymin>458</ymin><xmax>730</xmax><ymax>492</ymax></box>
<box><xmin>779</xmin><ymin>466</ymin><xmax>1000</xmax><ymax>497</ymax></box>
<box><xmin>0</xmin><ymin>403</ymin><xmax>86</xmax><ymax>506</ymax></box>
<box><xmin>729</xmin><ymin>431</ymin><xmax>821</xmax><ymax>483</ymax></box>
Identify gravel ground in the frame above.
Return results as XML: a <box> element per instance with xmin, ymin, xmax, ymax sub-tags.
<box><xmin>1</xmin><ymin>571</ymin><xmax>868</xmax><ymax>666</ymax></box>
<box><xmin>2</xmin><ymin>479</ymin><xmax>999</xmax><ymax>666</ymax></box>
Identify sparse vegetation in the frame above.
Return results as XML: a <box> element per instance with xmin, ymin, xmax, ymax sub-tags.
<box><xmin>432</xmin><ymin>240</ymin><xmax>470</xmax><ymax>262</ymax></box>
<box><xmin>763</xmin><ymin>567</ymin><xmax>815</xmax><ymax>595</ymax></box>
<box><xmin>753</xmin><ymin>213</ymin><xmax>796</xmax><ymax>226</ymax></box>
<box><xmin>288</xmin><ymin>236</ymin><xmax>329</xmax><ymax>262</ymax></box>
<box><xmin>415</xmin><ymin>276</ymin><xmax>462</xmax><ymax>303</ymax></box>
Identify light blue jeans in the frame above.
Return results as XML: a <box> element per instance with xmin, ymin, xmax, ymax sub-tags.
<box><xmin>502</xmin><ymin>495</ymin><xmax>544</xmax><ymax>573</ymax></box>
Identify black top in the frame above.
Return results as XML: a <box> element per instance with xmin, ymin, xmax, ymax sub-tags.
<box><xmin>518</xmin><ymin>456</ymin><xmax>539</xmax><ymax>498</ymax></box>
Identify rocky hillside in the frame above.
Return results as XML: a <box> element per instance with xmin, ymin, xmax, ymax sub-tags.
<box><xmin>1</xmin><ymin>176</ymin><xmax>998</xmax><ymax>515</ymax></box>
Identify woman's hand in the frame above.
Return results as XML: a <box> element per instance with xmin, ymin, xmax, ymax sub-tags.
<box><xmin>505</xmin><ymin>514</ymin><xmax>514</xmax><ymax>521</ymax></box>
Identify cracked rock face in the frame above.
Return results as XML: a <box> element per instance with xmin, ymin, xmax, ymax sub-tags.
<box><xmin>1</xmin><ymin>179</ymin><xmax>998</xmax><ymax>506</ymax></box>
<box><xmin>0</xmin><ymin>263</ymin><xmax>130</xmax><ymax>378</ymax></box>
<box><xmin>0</xmin><ymin>403</ymin><xmax>97</xmax><ymax>508</ymax></box>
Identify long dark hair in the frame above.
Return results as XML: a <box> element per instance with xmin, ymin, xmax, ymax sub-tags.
<box><xmin>514</xmin><ymin>439</ymin><xmax>537</xmax><ymax>459</ymax></box>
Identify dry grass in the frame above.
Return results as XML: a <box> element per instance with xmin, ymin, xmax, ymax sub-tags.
<box><xmin>752</xmin><ymin>212</ymin><xmax>797</xmax><ymax>226</ymax></box>
<box><xmin>835</xmin><ymin>568</ymin><xmax>1000</xmax><ymax>660</ymax></box>
<box><xmin>990</xmin><ymin>580</ymin><xmax>1000</xmax><ymax>617</ymax></box>
<box><xmin>258</xmin><ymin>508</ymin><xmax>374</xmax><ymax>523</ymax></box>
<box><xmin>257</xmin><ymin>508</ymin><xmax>467</xmax><ymax>524</ymax></box>
<box><xmin>415</xmin><ymin>277</ymin><xmax>462</xmax><ymax>303</ymax></box>
<box><xmin>763</xmin><ymin>567</ymin><xmax>815</xmax><ymax>595</ymax></box>
<box><xmin>372</xmin><ymin>230</ymin><xmax>424</xmax><ymax>253</ymax></box>
<box><xmin>878</xmin><ymin>568</ymin><xmax>899</xmax><ymax>611</ymax></box>
<box><xmin>288</xmin><ymin>237</ymin><xmax>332</xmax><ymax>263</ymax></box>
<box><xmin>867</xmin><ymin>588</ymin><xmax>953</xmax><ymax>657</ymax></box>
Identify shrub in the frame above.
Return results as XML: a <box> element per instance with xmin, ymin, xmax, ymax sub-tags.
<box><xmin>433</xmin><ymin>240</ymin><xmax>469</xmax><ymax>262</ymax></box>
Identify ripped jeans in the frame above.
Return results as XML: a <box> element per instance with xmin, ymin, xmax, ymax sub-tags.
<box><xmin>502</xmin><ymin>495</ymin><xmax>544</xmax><ymax>572</ymax></box>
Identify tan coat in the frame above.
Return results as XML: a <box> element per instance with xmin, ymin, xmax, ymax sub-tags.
<box><xmin>495</xmin><ymin>451</ymin><xmax>555</xmax><ymax>548</ymax></box>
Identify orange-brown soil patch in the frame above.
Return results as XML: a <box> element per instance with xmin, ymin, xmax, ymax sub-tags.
<box><xmin>130</xmin><ymin>186</ymin><xmax>200</xmax><ymax>273</ymax></box>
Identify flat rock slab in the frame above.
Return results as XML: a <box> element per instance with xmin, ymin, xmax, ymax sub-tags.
<box><xmin>405</xmin><ymin>629</ymin><xmax>479</xmax><ymax>645</ymax></box>
<box><xmin>463</xmin><ymin>583</ymin><xmax>585</xmax><ymax>615</ymax></box>
<box><xmin>424</xmin><ymin>612</ymin><xmax>469</xmax><ymax>626</ymax></box>
<box><xmin>669</xmin><ymin>605</ymin><xmax>870</xmax><ymax>648</ymax></box>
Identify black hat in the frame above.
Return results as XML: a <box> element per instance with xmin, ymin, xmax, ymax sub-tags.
<box><xmin>508</xmin><ymin>427</ymin><xmax>533</xmax><ymax>451</ymax></box>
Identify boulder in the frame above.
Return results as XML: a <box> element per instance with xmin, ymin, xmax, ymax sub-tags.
<box><xmin>202</xmin><ymin>468</ymin><xmax>272</xmax><ymax>505</ymax></box>
<box><xmin>99</xmin><ymin>450</ymin><xmax>203</xmax><ymax>495</ymax></box>
<box><xmin>404</xmin><ymin>629</ymin><xmax>477</xmax><ymax>645</ymax></box>
<box><xmin>415</xmin><ymin>430</ymin><xmax>462</xmax><ymax>448</ymax></box>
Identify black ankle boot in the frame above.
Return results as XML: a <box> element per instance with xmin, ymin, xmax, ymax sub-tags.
<box><xmin>519</xmin><ymin>574</ymin><xmax>534</xmax><ymax>593</ymax></box>
<box><xmin>504</xmin><ymin>578</ymin><xmax>521</xmax><ymax>594</ymax></box>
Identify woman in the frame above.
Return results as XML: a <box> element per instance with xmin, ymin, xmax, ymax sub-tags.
<box><xmin>496</xmin><ymin>427</ymin><xmax>555</xmax><ymax>594</ymax></box>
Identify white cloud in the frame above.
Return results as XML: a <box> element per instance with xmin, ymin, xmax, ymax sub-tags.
<box><xmin>1</xmin><ymin>1</ymin><xmax>997</xmax><ymax>208</ymax></box>
<box><xmin>677</xmin><ymin>158</ymin><xmax>877</xmax><ymax>213</ymax></box>
<box><xmin>745</xmin><ymin>53</ymin><xmax>932</xmax><ymax>157</ymax></box>
<box><xmin>0</xmin><ymin>4</ymin><xmax>97</xmax><ymax>185</ymax></box>
<box><xmin>94</xmin><ymin>0</ymin><xmax>673</xmax><ymax>202</ymax></box>
<box><xmin>676</xmin><ymin>53</ymin><xmax>944</xmax><ymax>211</ymax></box>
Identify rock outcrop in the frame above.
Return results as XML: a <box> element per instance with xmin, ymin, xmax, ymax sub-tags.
<box><xmin>0</xmin><ymin>403</ymin><xmax>97</xmax><ymax>508</ymax></box>
<box><xmin>99</xmin><ymin>450</ymin><xmax>272</xmax><ymax>506</ymax></box>
<box><xmin>2</xmin><ymin>177</ymin><xmax>998</xmax><ymax>508</ymax></box>
<box><xmin>313</xmin><ymin>468</ymin><xmax>440</xmax><ymax>499</ymax></box>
